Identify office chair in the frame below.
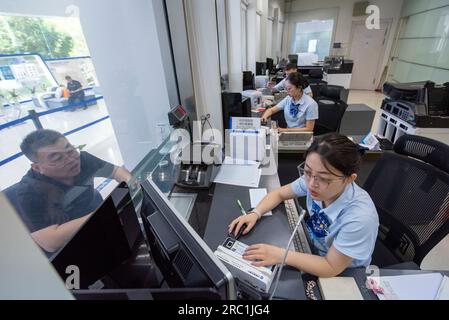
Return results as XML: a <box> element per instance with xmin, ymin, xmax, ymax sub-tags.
<box><xmin>364</xmin><ymin>134</ymin><xmax>449</xmax><ymax>269</ymax></box>
<box><xmin>269</xmin><ymin>109</ymin><xmax>287</xmax><ymax>129</ymax></box>
<box><xmin>313</xmin><ymin>100</ymin><xmax>348</xmax><ymax>136</ymax></box>
<box><xmin>314</xmin><ymin>84</ymin><xmax>349</xmax><ymax>104</ymax></box>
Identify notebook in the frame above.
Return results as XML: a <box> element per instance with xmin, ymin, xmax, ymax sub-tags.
<box><xmin>318</xmin><ymin>277</ymin><xmax>364</xmax><ymax>300</ymax></box>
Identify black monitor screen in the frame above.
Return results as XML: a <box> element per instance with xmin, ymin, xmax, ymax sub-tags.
<box><xmin>140</xmin><ymin>179</ymin><xmax>235</xmax><ymax>299</ymax></box>
<box><xmin>50</xmin><ymin>194</ymin><xmax>133</xmax><ymax>289</ymax></box>
<box><xmin>222</xmin><ymin>92</ymin><xmax>251</xmax><ymax>130</ymax></box>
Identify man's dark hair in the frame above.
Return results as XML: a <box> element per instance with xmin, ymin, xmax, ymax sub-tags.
<box><xmin>285</xmin><ymin>72</ymin><xmax>308</xmax><ymax>90</ymax></box>
<box><xmin>304</xmin><ymin>133</ymin><xmax>362</xmax><ymax>177</ymax></box>
<box><xmin>20</xmin><ymin>129</ymin><xmax>65</xmax><ymax>162</ymax></box>
<box><xmin>285</xmin><ymin>63</ymin><xmax>298</xmax><ymax>71</ymax></box>
<box><xmin>65</xmin><ymin>75</ymin><xmax>72</xmax><ymax>80</ymax></box>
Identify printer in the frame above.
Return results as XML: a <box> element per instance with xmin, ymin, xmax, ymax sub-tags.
<box><xmin>377</xmin><ymin>81</ymin><xmax>449</xmax><ymax>145</ymax></box>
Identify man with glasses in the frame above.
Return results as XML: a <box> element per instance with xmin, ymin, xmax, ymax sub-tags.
<box><xmin>14</xmin><ymin>129</ymin><xmax>132</xmax><ymax>255</ymax></box>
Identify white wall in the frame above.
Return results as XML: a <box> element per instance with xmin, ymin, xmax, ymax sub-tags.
<box><xmin>0</xmin><ymin>0</ymin><xmax>172</xmax><ymax>170</ymax></box>
<box><xmin>284</xmin><ymin>0</ymin><xmax>403</xmax><ymax>83</ymax></box>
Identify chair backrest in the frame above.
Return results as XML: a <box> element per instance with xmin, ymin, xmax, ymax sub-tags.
<box><xmin>316</xmin><ymin>84</ymin><xmax>348</xmax><ymax>103</ymax></box>
<box><xmin>364</xmin><ymin>134</ymin><xmax>449</xmax><ymax>265</ymax></box>
<box><xmin>270</xmin><ymin>108</ymin><xmax>287</xmax><ymax>129</ymax></box>
<box><xmin>313</xmin><ymin>100</ymin><xmax>348</xmax><ymax>136</ymax></box>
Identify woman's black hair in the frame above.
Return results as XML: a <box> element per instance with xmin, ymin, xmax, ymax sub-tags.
<box><xmin>285</xmin><ymin>72</ymin><xmax>308</xmax><ymax>90</ymax></box>
<box><xmin>304</xmin><ymin>133</ymin><xmax>362</xmax><ymax>177</ymax></box>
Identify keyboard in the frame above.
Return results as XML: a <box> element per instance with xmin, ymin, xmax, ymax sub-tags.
<box><xmin>284</xmin><ymin>199</ymin><xmax>311</xmax><ymax>254</ymax></box>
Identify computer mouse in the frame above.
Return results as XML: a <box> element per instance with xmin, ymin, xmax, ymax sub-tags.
<box><xmin>235</xmin><ymin>224</ymin><xmax>247</xmax><ymax>240</ymax></box>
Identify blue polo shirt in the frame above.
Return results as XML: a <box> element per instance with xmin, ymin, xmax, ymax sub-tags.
<box><xmin>291</xmin><ymin>177</ymin><xmax>379</xmax><ymax>268</ymax></box>
<box><xmin>276</xmin><ymin>94</ymin><xmax>318</xmax><ymax>128</ymax></box>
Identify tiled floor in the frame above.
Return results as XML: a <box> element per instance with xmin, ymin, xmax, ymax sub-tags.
<box><xmin>347</xmin><ymin>89</ymin><xmax>449</xmax><ymax>271</ymax></box>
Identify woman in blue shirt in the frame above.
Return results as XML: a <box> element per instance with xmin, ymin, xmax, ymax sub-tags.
<box><xmin>229</xmin><ymin>133</ymin><xmax>379</xmax><ymax>277</ymax></box>
<box><xmin>261</xmin><ymin>72</ymin><xmax>318</xmax><ymax>133</ymax></box>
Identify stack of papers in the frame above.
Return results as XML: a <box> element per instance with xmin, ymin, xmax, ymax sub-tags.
<box><xmin>367</xmin><ymin>273</ymin><xmax>449</xmax><ymax>300</ymax></box>
<box><xmin>318</xmin><ymin>277</ymin><xmax>363</xmax><ymax>300</ymax></box>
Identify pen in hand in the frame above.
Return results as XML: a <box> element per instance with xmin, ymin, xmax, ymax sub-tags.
<box><xmin>236</xmin><ymin>199</ymin><xmax>247</xmax><ymax>216</ymax></box>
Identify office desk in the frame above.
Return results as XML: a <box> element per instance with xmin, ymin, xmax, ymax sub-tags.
<box><xmin>305</xmin><ymin>268</ymin><xmax>449</xmax><ymax>300</ymax></box>
<box><xmin>203</xmin><ymin>169</ymin><xmax>308</xmax><ymax>300</ymax></box>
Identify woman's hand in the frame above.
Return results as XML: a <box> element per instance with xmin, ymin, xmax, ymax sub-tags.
<box><xmin>277</xmin><ymin>127</ymin><xmax>286</xmax><ymax>133</ymax></box>
<box><xmin>228</xmin><ymin>212</ymin><xmax>259</xmax><ymax>237</ymax></box>
<box><xmin>260</xmin><ymin>113</ymin><xmax>270</xmax><ymax>124</ymax></box>
<box><xmin>242</xmin><ymin>243</ymin><xmax>286</xmax><ymax>267</ymax></box>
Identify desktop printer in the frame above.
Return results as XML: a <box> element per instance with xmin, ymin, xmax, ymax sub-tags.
<box><xmin>215</xmin><ymin>237</ymin><xmax>275</xmax><ymax>293</ymax></box>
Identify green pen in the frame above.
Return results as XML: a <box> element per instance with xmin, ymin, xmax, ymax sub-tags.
<box><xmin>236</xmin><ymin>199</ymin><xmax>247</xmax><ymax>216</ymax></box>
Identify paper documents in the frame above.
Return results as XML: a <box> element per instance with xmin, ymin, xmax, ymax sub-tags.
<box><xmin>223</xmin><ymin>156</ymin><xmax>260</xmax><ymax>167</ymax></box>
<box><xmin>318</xmin><ymin>277</ymin><xmax>363</xmax><ymax>300</ymax></box>
<box><xmin>249</xmin><ymin>188</ymin><xmax>272</xmax><ymax>216</ymax></box>
<box><xmin>368</xmin><ymin>273</ymin><xmax>449</xmax><ymax>300</ymax></box>
<box><xmin>212</xmin><ymin>164</ymin><xmax>261</xmax><ymax>188</ymax></box>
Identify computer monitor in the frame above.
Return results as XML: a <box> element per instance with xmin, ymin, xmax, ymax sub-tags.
<box><xmin>288</xmin><ymin>54</ymin><xmax>298</xmax><ymax>66</ymax></box>
<box><xmin>266</xmin><ymin>58</ymin><xmax>274</xmax><ymax>74</ymax></box>
<box><xmin>242</xmin><ymin>71</ymin><xmax>255</xmax><ymax>90</ymax></box>
<box><xmin>256</xmin><ymin>62</ymin><xmax>267</xmax><ymax>76</ymax></box>
<box><xmin>221</xmin><ymin>92</ymin><xmax>251</xmax><ymax>130</ymax></box>
<box><xmin>50</xmin><ymin>187</ymin><xmax>138</xmax><ymax>289</ymax></box>
<box><xmin>140</xmin><ymin>178</ymin><xmax>236</xmax><ymax>300</ymax></box>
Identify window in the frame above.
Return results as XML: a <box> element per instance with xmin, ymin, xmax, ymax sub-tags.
<box><xmin>292</xmin><ymin>19</ymin><xmax>334</xmax><ymax>60</ymax></box>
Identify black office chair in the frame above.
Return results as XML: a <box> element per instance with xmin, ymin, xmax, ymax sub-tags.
<box><xmin>364</xmin><ymin>134</ymin><xmax>449</xmax><ymax>269</ymax></box>
<box><xmin>315</xmin><ymin>84</ymin><xmax>349</xmax><ymax>104</ymax></box>
<box><xmin>313</xmin><ymin>100</ymin><xmax>348</xmax><ymax>136</ymax></box>
<box><xmin>270</xmin><ymin>108</ymin><xmax>287</xmax><ymax>129</ymax></box>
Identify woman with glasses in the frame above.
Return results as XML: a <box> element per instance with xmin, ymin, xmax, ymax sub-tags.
<box><xmin>260</xmin><ymin>72</ymin><xmax>318</xmax><ymax>133</ymax></box>
<box><xmin>229</xmin><ymin>133</ymin><xmax>379</xmax><ymax>277</ymax></box>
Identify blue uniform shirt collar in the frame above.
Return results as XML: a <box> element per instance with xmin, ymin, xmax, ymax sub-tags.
<box><xmin>311</xmin><ymin>182</ymin><xmax>355</xmax><ymax>224</ymax></box>
<box><xmin>291</xmin><ymin>94</ymin><xmax>306</xmax><ymax>106</ymax></box>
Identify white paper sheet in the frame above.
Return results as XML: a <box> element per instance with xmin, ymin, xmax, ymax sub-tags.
<box><xmin>212</xmin><ymin>164</ymin><xmax>261</xmax><ymax>188</ymax></box>
<box><xmin>223</xmin><ymin>156</ymin><xmax>260</xmax><ymax>167</ymax></box>
<box><xmin>249</xmin><ymin>188</ymin><xmax>272</xmax><ymax>216</ymax></box>
<box><xmin>368</xmin><ymin>273</ymin><xmax>444</xmax><ymax>300</ymax></box>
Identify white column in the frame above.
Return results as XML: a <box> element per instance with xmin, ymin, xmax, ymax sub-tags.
<box><xmin>258</xmin><ymin>0</ymin><xmax>269</xmax><ymax>61</ymax></box>
<box><xmin>184</xmin><ymin>0</ymin><xmax>223</xmax><ymax>136</ymax></box>
<box><xmin>226</xmin><ymin>0</ymin><xmax>243</xmax><ymax>92</ymax></box>
<box><xmin>247</xmin><ymin>0</ymin><xmax>257</xmax><ymax>73</ymax></box>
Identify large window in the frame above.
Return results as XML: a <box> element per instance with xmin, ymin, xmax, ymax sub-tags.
<box><xmin>291</xmin><ymin>19</ymin><xmax>334</xmax><ymax>60</ymax></box>
<box><xmin>0</xmin><ymin>15</ymin><xmax>90</xmax><ymax>59</ymax></box>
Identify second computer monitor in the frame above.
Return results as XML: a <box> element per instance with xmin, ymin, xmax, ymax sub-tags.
<box><xmin>221</xmin><ymin>92</ymin><xmax>252</xmax><ymax>130</ymax></box>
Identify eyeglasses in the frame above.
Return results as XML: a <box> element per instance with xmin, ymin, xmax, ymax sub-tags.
<box><xmin>297</xmin><ymin>162</ymin><xmax>345</xmax><ymax>187</ymax></box>
<box><xmin>42</xmin><ymin>144</ymin><xmax>81</xmax><ymax>167</ymax></box>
